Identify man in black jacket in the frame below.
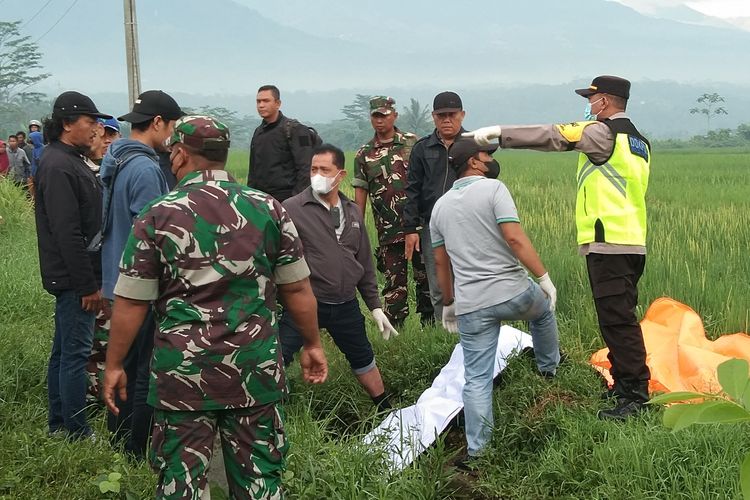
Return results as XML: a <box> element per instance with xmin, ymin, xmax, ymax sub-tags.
<box><xmin>403</xmin><ymin>91</ymin><xmax>467</xmax><ymax>323</ymax></box>
<box><xmin>247</xmin><ymin>85</ymin><xmax>316</xmax><ymax>202</ymax></box>
<box><xmin>35</xmin><ymin>91</ymin><xmax>112</xmax><ymax>439</ymax></box>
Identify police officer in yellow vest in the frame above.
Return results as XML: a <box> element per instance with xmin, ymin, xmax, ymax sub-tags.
<box><xmin>463</xmin><ymin>75</ymin><xmax>651</xmax><ymax>420</ymax></box>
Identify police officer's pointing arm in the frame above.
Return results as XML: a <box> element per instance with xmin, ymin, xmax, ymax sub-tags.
<box><xmin>466</xmin><ymin>122</ymin><xmax>615</xmax><ymax>165</ymax></box>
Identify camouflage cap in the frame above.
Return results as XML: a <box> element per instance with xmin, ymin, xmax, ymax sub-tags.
<box><xmin>169</xmin><ymin>115</ymin><xmax>230</xmax><ymax>150</ymax></box>
<box><xmin>370</xmin><ymin>96</ymin><xmax>396</xmax><ymax>116</ymax></box>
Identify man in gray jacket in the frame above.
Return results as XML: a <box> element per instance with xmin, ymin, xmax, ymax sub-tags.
<box><xmin>281</xmin><ymin>144</ymin><xmax>398</xmax><ymax>411</ymax></box>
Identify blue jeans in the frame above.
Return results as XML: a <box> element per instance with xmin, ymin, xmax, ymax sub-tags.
<box><xmin>48</xmin><ymin>290</ymin><xmax>96</xmax><ymax>438</ymax></box>
<box><xmin>457</xmin><ymin>281</ymin><xmax>560</xmax><ymax>456</ymax></box>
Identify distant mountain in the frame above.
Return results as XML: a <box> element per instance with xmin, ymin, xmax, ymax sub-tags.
<box><xmin>611</xmin><ymin>2</ymin><xmax>739</xmax><ymax>29</ymax></box>
<box><xmin>11</xmin><ymin>0</ymin><xmax>750</xmax><ymax>99</ymax></box>
<box><xmin>7</xmin><ymin>0</ymin><xmax>750</xmax><ymax>138</ymax></box>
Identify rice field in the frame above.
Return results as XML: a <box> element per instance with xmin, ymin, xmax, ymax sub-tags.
<box><xmin>0</xmin><ymin>147</ymin><xmax>748</xmax><ymax>499</ymax></box>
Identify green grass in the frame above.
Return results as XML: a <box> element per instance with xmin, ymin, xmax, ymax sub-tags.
<box><xmin>1</xmin><ymin>148</ymin><xmax>749</xmax><ymax>499</ymax></box>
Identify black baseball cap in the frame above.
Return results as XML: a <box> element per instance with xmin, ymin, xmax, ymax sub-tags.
<box><xmin>53</xmin><ymin>91</ymin><xmax>112</xmax><ymax>119</ymax></box>
<box><xmin>575</xmin><ymin>75</ymin><xmax>631</xmax><ymax>99</ymax></box>
<box><xmin>118</xmin><ymin>90</ymin><xmax>184</xmax><ymax>123</ymax></box>
<box><xmin>448</xmin><ymin>138</ymin><xmax>497</xmax><ymax>169</ymax></box>
<box><xmin>433</xmin><ymin>91</ymin><xmax>463</xmax><ymax>114</ymax></box>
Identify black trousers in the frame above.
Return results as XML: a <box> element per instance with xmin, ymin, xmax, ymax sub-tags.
<box><xmin>586</xmin><ymin>253</ymin><xmax>650</xmax><ymax>401</ymax></box>
<box><xmin>107</xmin><ymin>308</ymin><xmax>155</xmax><ymax>459</ymax></box>
<box><xmin>279</xmin><ymin>299</ymin><xmax>375</xmax><ymax>374</ymax></box>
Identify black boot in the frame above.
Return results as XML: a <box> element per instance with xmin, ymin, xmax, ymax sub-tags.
<box><xmin>598</xmin><ymin>379</ymin><xmax>649</xmax><ymax>420</ymax></box>
<box><xmin>597</xmin><ymin>398</ymin><xmax>645</xmax><ymax>420</ymax></box>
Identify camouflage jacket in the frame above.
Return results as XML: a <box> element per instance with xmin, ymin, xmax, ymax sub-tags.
<box><xmin>351</xmin><ymin>128</ymin><xmax>417</xmax><ymax>245</ymax></box>
<box><xmin>114</xmin><ymin>169</ymin><xmax>310</xmax><ymax>411</ymax></box>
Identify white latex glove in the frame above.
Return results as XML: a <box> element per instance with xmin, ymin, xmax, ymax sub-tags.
<box><xmin>537</xmin><ymin>273</ymin><xmax>557</xmax><ymax>311</ymax></box>
<box><xmin>462</xmin><ymin>125</ymin><xmax>502</xmax><ymax>146</ymax></box>
<box><xmin>372</xmin><ymin>308</ymin><xmax>399</xmax><ymax>340</ymax></box>
<box><xmin>442</xmin><ymin>302</ymin><xmax>458</xmax><ymax>333</ymax></box>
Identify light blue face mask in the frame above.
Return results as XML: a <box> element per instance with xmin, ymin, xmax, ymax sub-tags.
<box><xmin>584</xmin><ymin>97</ymin><xmax>604</xmax><ymax>121</ymax></box>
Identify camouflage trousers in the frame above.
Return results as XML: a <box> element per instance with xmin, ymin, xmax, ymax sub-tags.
<box><xmin>376</xmin><ymin>242</ymin><xmax>434</xmax><ymax>326</ymax></box>
<box><xmin>151</xmin><ymin>403</ymin><xmax>288</xmax><ymax>500</ymax></box>
<box><xmin>86</xmin><ymin>310</ymin><xmax>110</xmax><ymax>402</ymax></box>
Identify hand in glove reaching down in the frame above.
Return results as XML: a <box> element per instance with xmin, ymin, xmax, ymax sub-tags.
<box><xmin>537</xmin><ymin>273</ymin><xmax>557</xmax><ymax>311</ymax></box>
<box><xmin>442</xmin><ymin>302</ymin><xmax>458</xmax><ymax>333</ymax></box>
<box><xmin>372</xmin><ymin>308</ymin><xmax>399</xmax><ymax>340</ymax></box>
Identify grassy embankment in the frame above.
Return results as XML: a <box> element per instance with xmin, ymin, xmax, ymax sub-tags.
<box><xmin>0</xmin><ymin>149</ymin><xmax>748</xmax><ymax>498</ymax></box>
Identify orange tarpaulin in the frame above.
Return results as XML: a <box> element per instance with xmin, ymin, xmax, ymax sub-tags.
<box><xmin>590</xmin><ymin>297</ymin><xmax>750</xmax><ymax>395</ymax></box>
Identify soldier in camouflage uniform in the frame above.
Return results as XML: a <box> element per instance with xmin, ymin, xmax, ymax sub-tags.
<box><xmin>353</xmin><ymin>96</ymin><xmax>434</xmax><ymax>328</ymax></box>
<box><xmin>103</xmin><ymin>116</ymin><xmax>328</xmax><ymax>500</ymax></box>
<box><xmin>86</xmin><ymin>312</ymin><xmax>110</xmax><ymax>402</ymax></box>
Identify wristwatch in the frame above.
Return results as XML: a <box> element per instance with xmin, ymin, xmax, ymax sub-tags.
<box><xmin>444</xmin><ymin>298</ymin><xmax>455</xmax><ymax>306</ymax></box>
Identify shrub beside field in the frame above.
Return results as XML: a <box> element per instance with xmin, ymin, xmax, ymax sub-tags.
<box><xmin>1</xmin><ymin>149</ymin><xmax>748</xmax><ymax>499</ymax></box>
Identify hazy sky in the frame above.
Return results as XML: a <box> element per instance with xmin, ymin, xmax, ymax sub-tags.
<box><xmin>616</xmin><ymin>0</ymin><xmax>750</xmax><ymax>18</ymax></box>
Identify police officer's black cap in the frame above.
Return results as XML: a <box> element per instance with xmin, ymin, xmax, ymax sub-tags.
<box><xmin>448</xmin><ymin>138</ymin><xmax>497</xmax><ymax>169</ymax></box>
<box><xmin>52</xmin><ymin>91</ymin><xmax>112</xmax><ymax>119</ymax></box>
<box><xmin>575</xmin><ymin>75</ymin><xmax>631</xmax><ymax>99</ymax></box>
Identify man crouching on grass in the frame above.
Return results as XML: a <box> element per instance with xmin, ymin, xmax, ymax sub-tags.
<box><xmin>430</xmin><ymin>138</ymin><xmax>561</xmax><ymax>470</ymax></box>
<box><xmin>103</xmin><ymin>115</ymin><xmax>328</xmax><ymax>499</ymax></box>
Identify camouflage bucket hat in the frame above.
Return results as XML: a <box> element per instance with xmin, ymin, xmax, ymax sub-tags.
<box><xmin>169</xmin><ymin>115</ymin><xmax>230</xmax><ymax>150</ymax></box>
<box><xmin>370</xmin><ymin>96</ymin><xmax>396</xmax><ymax>115</ymax></box>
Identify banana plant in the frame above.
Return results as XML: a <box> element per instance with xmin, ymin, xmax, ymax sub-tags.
<box><xmin>649</xmin><ymin>358</ymin><xmax>750</xmax><ymax>498</ymax></box>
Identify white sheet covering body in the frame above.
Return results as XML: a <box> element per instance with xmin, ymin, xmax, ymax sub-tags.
<box><xmin>364</xmin><ymin>325</ymin><xmax>533</xmax><ymax>472</ymax></box>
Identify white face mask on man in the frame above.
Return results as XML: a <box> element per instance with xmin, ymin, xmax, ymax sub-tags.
<box><xmin>310</xmin><ymin>171</ymin><xmax>341</xmax><ymax>195</ymax></box>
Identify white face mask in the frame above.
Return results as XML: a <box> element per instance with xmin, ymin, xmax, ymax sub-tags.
<box><xmin>584</xmin><ymin>97</ymin><xmax>605</xmax><ymax>121</ymax></box>
<box><xmin>310</xmin><ymin>172</ymin><xmax>340</xmax><ymax>195</ymax></box>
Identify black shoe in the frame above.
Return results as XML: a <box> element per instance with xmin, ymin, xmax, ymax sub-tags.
<box><xmin>539</xmin><ymin>370</ymin><xmax>555</xmax><ymax>379</ymax></box>
<box><xmin>598</xmin><ymin>398</ymin><xmax>646</xmax><ymax>421</ymax></box>
<box><xmin>454</xmin><ymin>456</ymin><xmax>479</xmax><ymax>475</ymax></box>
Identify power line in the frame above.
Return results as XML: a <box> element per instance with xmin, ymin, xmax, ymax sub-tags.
<box><xmin>34</xmin><ymin>0</ymin><xmax>80</xmax><ymax>43</ymax></box>
<box><xmin>21</xmin><ymin>0</ymin><xmax>54</xmax><ymax>30</ymax></box>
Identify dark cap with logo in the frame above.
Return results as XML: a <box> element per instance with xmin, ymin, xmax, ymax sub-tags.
<box><xmin>433</xmin><ymin>91</ymin><xmax>463</xmax><ymax>114</ymax></box>
<box><xmin>575</xmin><ymin>75</ymin><xmax>631</xmax><ymax>99</ymax></box>
<box><xmin>370</xmin><ymin>96</ymin><xmax>396</xmax><ymax>115</ymax></box>
<box><xmin>168</xmin><ymin>115</ymin><xmax>230</xmax><ymax>151</ymax></box>
<box><xmin>448</xmin><ymin>138</ymin><xmax>497</xmax><ymax>169</ymax></box>
<box><xmin>118</xmin><ymin>90</ymin><xmax>184</xmax><ymax>123</ymax></box>
<box><xmin>52</xmin><ymin>91</ymin><xmax>112</xmax><ymax>119</ymax></box>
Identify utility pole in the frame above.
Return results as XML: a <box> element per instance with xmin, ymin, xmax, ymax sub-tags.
<box><xmin>123</xmin><ymin>0</ymin><xmax>141</xmax><ymax>106</ymax></box>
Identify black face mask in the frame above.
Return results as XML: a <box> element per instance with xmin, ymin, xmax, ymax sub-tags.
<box><xmin>483</xmin><ymin>159</ymin><xmax>500</xmax><ymax>179</ymax></box>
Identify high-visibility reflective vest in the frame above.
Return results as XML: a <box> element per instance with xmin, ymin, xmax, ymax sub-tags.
<box><xmin>574</xmin><ymin>118</ymin><xmax>650</xmax><ymax>246</ymax></box>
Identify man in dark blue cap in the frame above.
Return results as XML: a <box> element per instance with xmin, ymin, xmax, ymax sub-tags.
<box><xmin>431</xmin><ymin>137</ymin><xmax>560</xmax><ymax>468</ymax></box>
<box><xmin>99</xmin><ymin>89</ymin><xmax>184</xmax><ymax>458</ymax></box>
<box><xmin>464</xmin><ymin>75</ymin><xmax>652</xmax><ymax>420</ymax></box>
<box><xmin>35</xmin><ymin>91</ymin><xmax>112</xmax><ymax>440</ymax></box>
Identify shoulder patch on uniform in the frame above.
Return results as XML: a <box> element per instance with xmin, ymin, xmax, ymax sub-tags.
<box><xmin>298</xmin><ymin>135</ymin><xmax>311</xmax><ymax>147</ymax></box>
<box><xmin>555</xmin><ymin>122</ymin><xmax>594</xmax><ymax>143</ymax></box>
<box><xmin>628</xmin><ymin>135</ymin><xmax>649</xmax><ymax>162</ymax></box>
